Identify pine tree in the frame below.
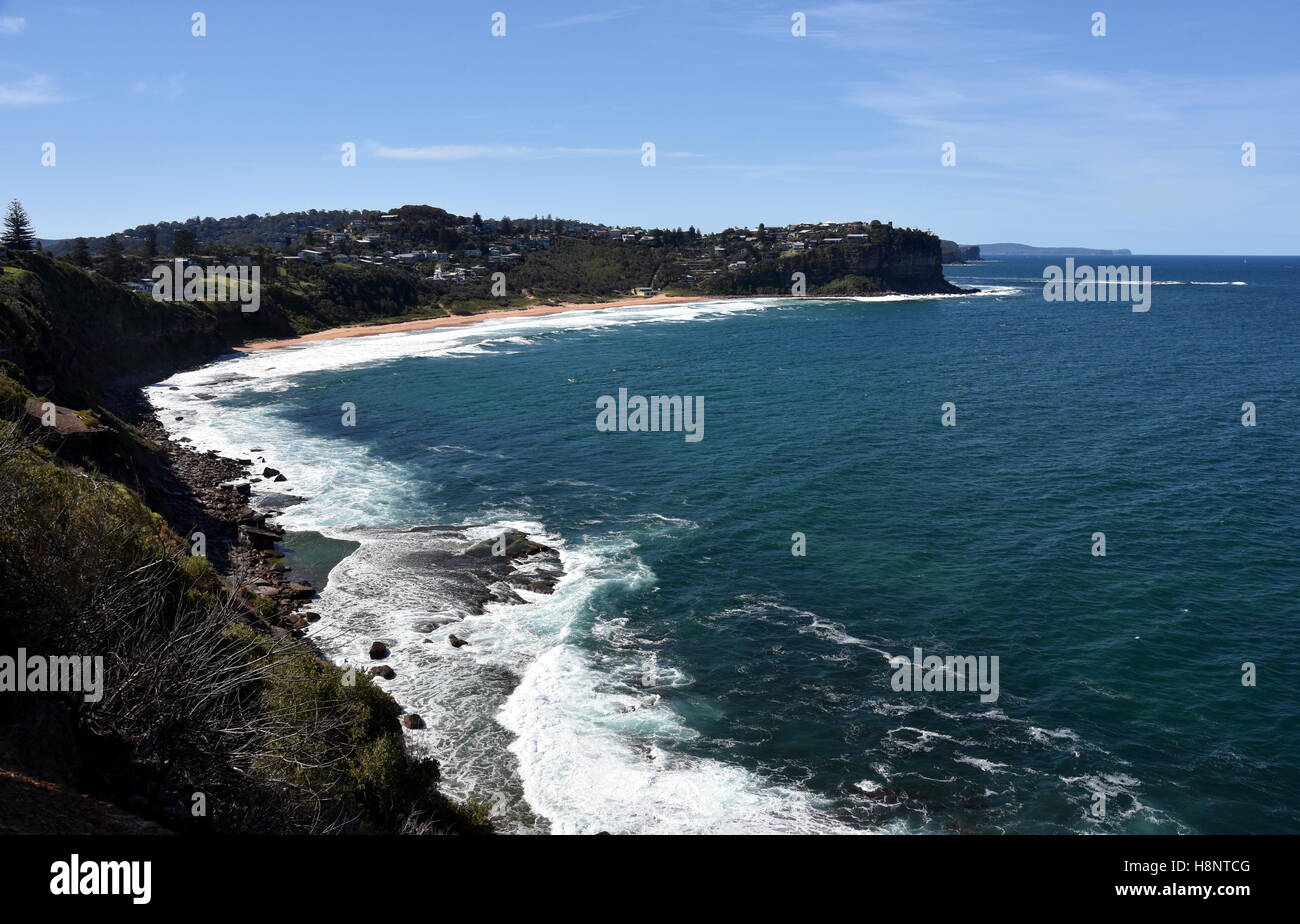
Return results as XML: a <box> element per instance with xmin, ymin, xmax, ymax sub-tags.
<box><xmin>102</xmin><ymin>234</ymin><xmax>126</xmax><ymax>281</ymax></box>
<box><xmin>144</xmin><ymin>225</ymin><xmax>158</xmax><ymax>258</ymax></box>
<box><xmin>70</xmin><ymin>237</ymin><xmax>92</xmax><ymax>267</ymax></box>
<box><xmin>2</xmin><ymin>199</ymin><xmax>35</xmax><ymax>251</ymax></box>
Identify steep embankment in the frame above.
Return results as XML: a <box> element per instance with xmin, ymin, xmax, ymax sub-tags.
<box><xmin>0</xmin><ymin>255</ymin><xmax>230</xmax><ymax>402</ymax></box>
<box><xmin>0</xmin><ymin>256</ymin><xmax>491</xmax><ymax>834</ymax></box>
<box><xmin>0</xmin><ymin>252</ymin><xmax>439</xmax><ymax>404</ymax></box>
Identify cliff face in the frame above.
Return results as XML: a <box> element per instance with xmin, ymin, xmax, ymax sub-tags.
<box><xmin>0</xmin><ymin>253</ymin><xmax>431</xmax><ymax>406</ymax></box>
<box><xmin>701</xmin><ymin>229</ymin><xmax>965</xmax><ymax>296</ymax></box>
<box><xmin>0</xmin><ymin>254</ymin><xmax>242</xmax><ymax>404</ymax></box>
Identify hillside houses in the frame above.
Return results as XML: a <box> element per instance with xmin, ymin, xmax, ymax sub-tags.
<box><xmin>85</xmin><ymin>208</ymin><xmax>907</xmax><ymax>304</ymax></box>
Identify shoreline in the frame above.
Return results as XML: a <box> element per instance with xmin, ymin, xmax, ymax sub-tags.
<box><xmin>236</xmin><ymin>286</ymin><xmax>980</xmax><ymax>352</ymax></box>
<box><xmin>237</xmin><ymin>294</ymin><xmax>725</xmax><ymax>351</ymax></box>
<box><xmin>130</xmin><ymin>398</ymin><xmax>323</xmax><ymax>636</ymax></box>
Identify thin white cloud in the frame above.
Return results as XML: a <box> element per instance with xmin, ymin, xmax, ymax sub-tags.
<box><xmin>372</xmin><ymin>143</ymin><xmax>700</xmax><ymax>161</ymax></box>
<box><xmin>0</xmin><ymin>74</ymin><xmax>69</xmax><ymax>106</ymax></box>
<box><xmin>0</xmin><ymin>16</ymin><xmax>26</xmax><ymax>35</ymax></box>
<box><xmin>542</xmin><ymin>8</ymin><xmax>639</xmax><ymax>29</ymax></box>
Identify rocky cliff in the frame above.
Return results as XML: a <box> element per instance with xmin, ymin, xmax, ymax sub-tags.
<box><xmin>701</xmin><ymin>227</ymin><xmax>968</xmax><ymax>296</ymax></box>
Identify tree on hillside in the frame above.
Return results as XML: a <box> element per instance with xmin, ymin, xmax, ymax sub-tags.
<box><xmin>143</xmin><ymin>225</ymin><xmax>158</xmax><ymax>258</ymax></box>
<box><xmin>70</xmin><ymin>237</ymin><xmax>92</xmax><ymax>267</ymax></box>
<box><xmin>255</xmin><ymin>246</ymin><xmax>275</xmax><ymax>278</ymax></box>
<box><xmin>102</xmin><ymin>235</ymin><xmax>127</xmax><ymax>281</ymax></box>
<box><xmin>2</xmin><ymin>200</ymin><xmax>35</xmax><ymax>251</ymax></box>
<box><xmin>472</xmin><ymin>212</ymin><xmax>483</xmax><ymax>231</ymax></box>
<box><xmin>172</xmin><ymin>228</ymin><xmax>198</xmax><ymax>256</ymax></box>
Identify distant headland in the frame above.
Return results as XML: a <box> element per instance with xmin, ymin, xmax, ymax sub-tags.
<box><xmin>973</xmin><ymin>242</ymin><xmax>1133</xmax><ymax>256</ymax></box>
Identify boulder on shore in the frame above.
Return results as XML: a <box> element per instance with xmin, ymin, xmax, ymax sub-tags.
<box><xmin>369</xmin><ymin>641</ymin><xmax>389</xmax><ymax>659</ymax></box>
<box><xmin>238</xmin><ymin>525</ymin><xmax>279</xmax><ymax>551</ymax></box>
<box><xmin>280</xmin><ymin>581</ymin><xmax>314</xmax><ymax>600</ymax></box>
<box><xmin>370</xmin><ymin>665</ymin><xmax>395</xmax><ymax>679</ymax></box>
<box><xmin>402</xmin><ymin>714</ymin><xmax>424</xmax><ymax>729</ymax></box>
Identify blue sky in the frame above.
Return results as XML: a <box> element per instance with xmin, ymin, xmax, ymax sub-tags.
<box><xmin>2</xmin><ymin>0</ymin><xmax>1297</xmax><ymax>252</ymax></box>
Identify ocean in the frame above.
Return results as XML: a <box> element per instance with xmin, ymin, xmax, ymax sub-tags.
<box><xmin>147</xmin><ymin>255</ymin><xmax>1300</xmax><ymax>835</ymax></box>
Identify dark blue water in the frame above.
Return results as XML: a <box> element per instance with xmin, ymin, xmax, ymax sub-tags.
<box><xmin>153</xmin><ymin>255</ymin><xmax>1300</xmax><ymax>833</ymax></box>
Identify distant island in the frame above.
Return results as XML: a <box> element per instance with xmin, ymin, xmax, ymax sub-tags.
<box><xmin>973</xmin><ymin>242</ymin><xmax>1133</xmax><ymax>256</ymax></box>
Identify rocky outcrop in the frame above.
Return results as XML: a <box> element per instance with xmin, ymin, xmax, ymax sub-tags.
<box><xmin>463</xmin><ymin>528</ymin><xmax>564</xmax><ymax>599</ymax></box>
<box><xmin>701</xmin><ymin>225</ymin><xmax>970</xmax><ymax>296</ymax></box>
<box><xmin>940</xmin><ymin>240</ymin><xmax>981</xmax><ymax>263</ymax></box>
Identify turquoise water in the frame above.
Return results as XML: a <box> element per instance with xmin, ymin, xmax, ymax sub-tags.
<box><xmin>150</xmin><ymin>256</ymin><xmax>1300</xmax><ymax>834</ymax></box>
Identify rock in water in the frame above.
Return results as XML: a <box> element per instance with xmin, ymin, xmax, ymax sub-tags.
<box><xmin>369</xmin><ymin>641</ymin><xmax>389</xmax><ymax>659</ymax></box>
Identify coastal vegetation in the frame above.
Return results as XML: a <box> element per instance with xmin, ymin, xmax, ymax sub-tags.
<box><xmin>0</xmin><ymin>262</ymin><xmax>490</xmax><ymax>833</ymax></box>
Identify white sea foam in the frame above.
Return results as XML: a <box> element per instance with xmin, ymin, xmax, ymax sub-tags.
<box><xmin>843</xmin><ymin>284</ymin><xmax>1023</xmax><ymax>301</ymax></box>
<box><xmin>145</xmin><ymin>296</ymin><xmax>871</xmax><ymax>834</ymax></box>
<box><xmin>954</xmin><ymin>755</ymin><xmax>1010</xmax><ymax>774</ymax></box>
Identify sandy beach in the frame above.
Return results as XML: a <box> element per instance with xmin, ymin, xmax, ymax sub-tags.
<box><xmin>237</xmin><ymin>294</ymin><xmax>719</xmax><ymax>351</ymax></box>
